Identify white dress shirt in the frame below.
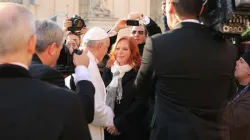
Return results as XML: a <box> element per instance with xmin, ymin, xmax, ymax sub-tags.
<box><xmin>65</xmin><ymin>51</ymin><xmax>114</xmax><ymax>140</ymax></box>
<box><xmin>0</xmin><ymin>62</ymin><xmax>29</xmax><ymax>70</ymax></box>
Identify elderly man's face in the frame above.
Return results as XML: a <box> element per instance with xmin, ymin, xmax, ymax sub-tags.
<box><xmin>130</xmin><ymin>26</ymin><xmax>147</xmax><ymax>45</ymax></box>
<box><xmin>235</xmin><ymin>58</ymin><xmax>250</xmax><ymax>80</ymax></box>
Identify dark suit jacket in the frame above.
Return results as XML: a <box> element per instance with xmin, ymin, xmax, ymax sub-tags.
<box><xmin>134</xmin><ymin>22</ymin><xmax>237</xmax><ymax>140</ymax></box>
<box><xmin>224</xmin><ymin>87</ymin><xmax>250</xmax><ymax>140</ymax></box>
<box><xmin>29</xmin><ymin>54</ymin><xmax>95</xmax><ymax>123</ymax></box>
<box><xmin>102</xmin><ymin>68</ymin><xmax>149</xmax><ymax>140</ymax></box>
<box><xmin>0</xmin><ymin>64</ymin><xmax>91</xmax><ymax>140</ymax></box>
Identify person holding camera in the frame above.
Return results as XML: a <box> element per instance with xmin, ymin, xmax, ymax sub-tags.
<box><xmin>66</xmin><ymin>31</ymin><xmax>82</xmax><ymax>50</ymax></box>
<box><xmin>133</xmin><ymin>0</ymin><xmax>237</xmax><ymax>140</ymax></box>
<box><xmin>0</xmin><ymin>2</ymin><xmax>91</xmax><ymax>140</ymax></box>
<box><xmin>29</xmin><ymin>20</ymin><xmax>95</xmax><ymax>124</ymax></box>
<box><xmin>109</xmin><ymin>12</ymin><xmax>162</xmax><ymax>56</ymax></box>
<box><xmin>63</xmin><ymin>15</ymin><xmax>87</xmax><ymax>46</ymax></box>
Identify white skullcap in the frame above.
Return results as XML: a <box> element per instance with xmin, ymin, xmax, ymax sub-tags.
<box><xmin>83</xmin><ymin>27</ymin><xmax>109</xmax><ymax>41</ymax></box>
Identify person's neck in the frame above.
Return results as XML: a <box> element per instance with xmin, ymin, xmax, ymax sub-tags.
<box><xmin>238</xmin><ymin>78</ymin><xmax>250</xmax><ymax>86</ymax></box>
<box><xmin>36</xmin><ymin>52</ymin><xmax>53</xmax><ymax>68</ymax></box>
<box><xmin>173</xmin><ymin>15</ymin><xmax>198</xmax><ymax>27</ymax></box>
<box><xmin>117</xmin><ymin>61</ymin><xmax>127</xmax><ymax>66</ymax></box>
<box><xmin>0</xmin><ymin>54</ymin><xmax>29</xmax><ymax>68</ymax></box>
<box><xmin>88</xmin><ymin>48</ymin><xmax>101</xmax><ymax>62</ymax></box>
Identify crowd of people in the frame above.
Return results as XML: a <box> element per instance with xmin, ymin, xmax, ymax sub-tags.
<box><xmin>0</xmin><ymin>0</ymin><xmax>250</xmax><ymax>140</ymax></box>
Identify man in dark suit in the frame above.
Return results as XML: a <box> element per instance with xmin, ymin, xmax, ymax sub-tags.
<box><xmin>29</xmin><ymin>20</ymin><xmax>95</xmax><ymax>124</ymax></box>
<box><xmin>0</xmin><ymin>2</ymin><xmax>91</xmax><ymax>140</ymax></box>
<box><xmin>134</xmin><ymin>0</ymin><xmax>237</xmax><ymax>140</ymax></box>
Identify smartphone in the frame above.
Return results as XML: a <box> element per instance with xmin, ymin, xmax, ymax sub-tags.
<box><xmin>126</xmin><ymin>20</ymin><xmax>139</xmax><ymax>26</ymax></box>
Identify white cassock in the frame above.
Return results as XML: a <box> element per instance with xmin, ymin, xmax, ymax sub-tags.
<box><xmin>65</xmin><ymin>51</ymin><xmax>114</xmax><ymax>140</ymax></box>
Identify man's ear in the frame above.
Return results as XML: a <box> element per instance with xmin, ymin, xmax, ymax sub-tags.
<box><xmin>96</xmin><ymin>42</ymin><xmax>103</xmax><ymax>52</ymax></box>
<box><xmin>48</xmin><ymin>43</ymin><xmax>57</xmax><ymax>56</ymax></box>
<box><xmin>166</xmin><ymin>1</ymin><xmax>174</xmax><ymax>14</ymax></box>
<box><xmin>27</xmin><ymin>35</ymin><xmax>36</xmax><ymax>55</ymax></box>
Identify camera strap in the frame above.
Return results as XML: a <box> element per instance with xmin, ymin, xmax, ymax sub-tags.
<box><xmin>199</xmin><ymin>0</ymin><xmax>208</xmax><ymax>16</ymax></box>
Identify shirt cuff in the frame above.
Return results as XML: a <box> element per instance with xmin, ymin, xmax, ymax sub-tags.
<box><xmin>141</xmin><ymin>16</ymin><xmax>150</xmax><ymax>25</ymax></box>
<box><xmin>74</xmin><ymin>66</ymin><xmax>91</xmax><ymax>83</ymax></box>
<box><xmin>107</xmin><ymin>29</ymin><xmax>118</xmax><ymax>37</ymax></box>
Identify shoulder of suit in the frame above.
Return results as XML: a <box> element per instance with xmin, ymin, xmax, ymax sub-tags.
<box><xmin>30</xmin><ymin>77</ymin><xmax>75</xmax><ymax>94</ymax></box>
<box><xmin>150</xmin><ymin>29</ymin><xmax>180</xmax><ymax>41</ymax></box>
<box><xmin>30</xmin><ymin>63</ymin><xmax>63</xmax><ymax>77</ymax></box>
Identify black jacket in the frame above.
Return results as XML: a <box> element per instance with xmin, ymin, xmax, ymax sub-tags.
<box><xmin>224</xmin><ymin>86</ymin><xmax>250</xmax><ymax>140</ymax></box>
<box><xmin>102</xmin><ymin>68</ymin><xmax>149</xmax><ymax>140</ymax></box>
<box><xmin>0</xmin><ymin>64</ymin><xmax>91</xmax><ymax>140</ymax></box>
<box><xmin>29</xmin><ymin>54</ymin><xmax>95</xmax><ymax>123</ymax></box>
<box><xmin>134</xmin><ymin>22</ymin><xmax>237</xmax><ymax>140</ymax></box>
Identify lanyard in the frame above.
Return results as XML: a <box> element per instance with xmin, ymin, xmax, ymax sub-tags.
<box><xmin>232</xmin><ymin>84</ymin><xmax>250</xmax><ymax>102</ymax></box>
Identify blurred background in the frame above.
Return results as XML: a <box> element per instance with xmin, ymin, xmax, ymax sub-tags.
<box><xmin>0</xmin><ymin>0</ymin><xmax>165</xmax><ymax>36</ymax></box>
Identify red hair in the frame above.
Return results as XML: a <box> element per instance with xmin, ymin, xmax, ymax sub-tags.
<box><xmin>107</xmin><ymin>36</ymin><xmax>141</xmax><ymax>71</ymax></box>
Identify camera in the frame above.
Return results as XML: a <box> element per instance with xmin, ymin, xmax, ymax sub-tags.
<box><xmin>68</xmin><ymin>15</ymin><xmax>86</xmax><ymax>32</ymax></box>
<box><xmin>56</xmin><ymin>44</ymin><xmax>82</xmax><ymax>75</ymax></box>
<box><xmin>200</xmin><ymin>0</ymin><xmax>250</xmax><ymax>43</ymax></box>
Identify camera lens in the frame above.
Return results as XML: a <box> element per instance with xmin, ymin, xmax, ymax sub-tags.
<box><xmin>75</xmin><ymin>19</ymin><xmax>83</xmax><ymax>28</ymax></box>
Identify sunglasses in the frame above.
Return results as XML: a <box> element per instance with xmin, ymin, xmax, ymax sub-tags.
<box><xmin>131</xmin><ymin>30</ymin><xmax>144</xmax><ymax>35</ymax></box>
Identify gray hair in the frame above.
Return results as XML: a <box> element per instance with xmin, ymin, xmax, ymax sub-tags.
<box><xmin>82</xmin><ymin>38</ymin><xmax>107</xmax><ymax>48</ymax></box>
<box><xmin>35</xmin><ymin>20</ymin><xmax>64</xmax><ymax>52</ymax></box>
<box><xmin>0</xmin><ymin>2</ymin><xmax>35</xmax><ymax>55</ymax></box>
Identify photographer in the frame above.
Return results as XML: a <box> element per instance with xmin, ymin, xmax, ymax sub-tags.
<box><xmin>63</xmin><ymin>15</ymin><xmax>87</xmax><ymax>43</ymax></box>
<box><xmin>109</xmin><ymin>12</ymin><xmax>162</xmax><ymax>55</ymax></box>
<box><xmin>29</xmin><ymin>20</ymin><xmax>95</xmax><ymax>124</ymax></box>
<box><xmin>66</xmin><ymin>31</ymin><xmax>82</xmax><ymax>50</ymax></box>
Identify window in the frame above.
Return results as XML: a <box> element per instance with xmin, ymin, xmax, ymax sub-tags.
<box><xmin>29</xmin><ymin>0</ymin><xmax>35</xmax><ymax>5</ymax></box>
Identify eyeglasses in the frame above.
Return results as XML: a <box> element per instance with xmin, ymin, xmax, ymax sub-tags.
<box><xmin>131</xmin><ymin>30</ymin><xmax>144</xmax><ymax>35</ymax></box>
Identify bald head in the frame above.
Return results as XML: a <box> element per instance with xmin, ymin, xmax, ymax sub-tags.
<box><xmin>0</xmin><ymin>2</ymin><xmax>35</xmax><ymax>56</ymax></box>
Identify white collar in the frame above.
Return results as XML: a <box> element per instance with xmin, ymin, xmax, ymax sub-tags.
<box><xmin>0</xmin><ymin>62</ymin><xmax>28</xmax><ymax>70</ymax></box>
<box><xmin>174</xmin><ymin>19</ymin><xmax>200</xmax><ymax>28</ymax></box>
<box><xmin>181</xmin><ymin>19</ymin><xmax>200</xmax><ymax>24</ymax></box>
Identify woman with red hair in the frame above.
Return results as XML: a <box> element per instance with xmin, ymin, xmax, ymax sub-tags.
<box><xmin>102</xmin><ymin>36</ymin><xmax>149</xmax><ymax>140</ymax></box>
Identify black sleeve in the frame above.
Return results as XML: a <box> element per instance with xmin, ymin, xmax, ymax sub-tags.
<box><xmin>109</xmin><ymin>35</ymin><xmax>118</xmax><ymax>53</ymax></box>
<box><xmin>39</xmin><ymin>68</ymin><xmax>67</xmax><ymax>88</ymax></box>
<box><xmin>59</xmin><ymin>93</ymin><xmax>91</xmax><ymax>140</ymax></box>
<box><xmin>134</xmin><ymin>37</ymin><xmax>154</xmax><ymax>97</ymax></box>
<box><xmin>75</xmin><ymin>80</ymin><xmax>95</xmax><ymax>124</ymax></box>
<box><xmin>146</xmin><ymin>18</ymin><xmax>162</xmax><ymax>36</ymax></box>
<box><xmin>102</xmin><ymin>68</ymin><xmax>113</xmax><ymax>87</ymax></box>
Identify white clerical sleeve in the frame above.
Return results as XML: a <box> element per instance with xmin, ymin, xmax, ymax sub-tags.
<box><xmin>91</xmin><ymin>91</ymin><xmax>114</xmax><ymax>126</ymax></box>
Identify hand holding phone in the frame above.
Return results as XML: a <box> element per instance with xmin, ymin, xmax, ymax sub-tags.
<box><xmin>126</xmin><ymin>20</ymin><xmax>139</xmax><ymax>26</ymax></box>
